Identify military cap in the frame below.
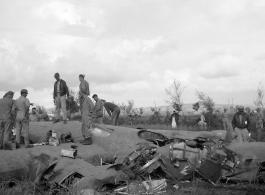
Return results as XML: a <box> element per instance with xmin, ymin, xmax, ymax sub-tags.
<box><xmin>5</xmin><ymin>91</ymin><xmax>14</xmax><ymax>96</ymax></box>
<box><xmin>238</xmin><ymin>105</ymin><xmax>244</xmax><ymax>110</ymax></box>
<box><xmin>21</xmin><ymin>89</ymin><xmax>28</xmax><ymax>94</ymax></box>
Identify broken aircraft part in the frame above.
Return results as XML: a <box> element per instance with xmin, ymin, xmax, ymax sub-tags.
<box><xmin>1</xmin><ymin>121</ymin><xmax>265</xmax><ymax>194</ymax></box>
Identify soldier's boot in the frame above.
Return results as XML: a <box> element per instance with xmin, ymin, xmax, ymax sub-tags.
<box><xmin>79</xmin><ymin>136</ymin><xmax>86</xmax><ymax>143</ymax></box>
<box><xmin>25</xmin><ymin>144</ymin><xmax>34</xmax><ymax>148</ymax></box>
<box><xmin>3</xmin><ymin>141</ymin><xmax>13</xmax><ymax>150</ymax></box>
<box><xmin>83</xmin><ymin>136</ymin><xmax>92</xmax><ymax>145</ymax></box>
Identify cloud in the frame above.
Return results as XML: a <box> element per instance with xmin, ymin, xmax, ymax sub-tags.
<box><xmin>198</xmin><ymin>54</ymin><xmax>242</xmax><ymax>79</ymax></box>
<box><xmin>1</xmin><ymin>0</ymin><xmax>265</xmax><ymax>109</ymax></box>
<box><xmin>57</xmin><ymin>25</ymin><xmax>95</xmax><ymax>37</ymax></box>
<box><xmin>254</xmin><ymin>51</ymin><xmax>265</xmax><ymax>61</ymax></box>
<box><xmin>142</xmin><ymin>37</ymin><xmax>178</xmax><ymax>55</ymax></box>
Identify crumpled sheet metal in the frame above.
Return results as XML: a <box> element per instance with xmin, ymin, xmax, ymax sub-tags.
<box><xmin>115</xmin><ymin>179</ymin><xmax>167</xmax><ymax>195</ymax></box>
<box><xmin>0</xmin><ymin>151</ymin><xmax>56</xmax><ymax>184</ymax></box>
<box><xmin>172</xmin><ymin>130</ymin><xmax>237</xmax><ymax>142</ymax></box>
<box><xmin>50</xmin><ymin>158</ymin><xmax>130</xmax><ymax>190</ymax></box>
<box><xmin>90</xmin><ymin>123</ymin><xmax>113</xmax><ymax>137</ymax></box>
<box><xmin>137</xmin><ymin>130</ymin><xmax>265</xmax><ymax>183</ymax></box>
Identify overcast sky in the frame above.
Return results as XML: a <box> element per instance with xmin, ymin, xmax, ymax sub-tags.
<box><xmin>0</xmin><ymin>0</ymin><xmax>265</xmax><ymax>108</ymax></box>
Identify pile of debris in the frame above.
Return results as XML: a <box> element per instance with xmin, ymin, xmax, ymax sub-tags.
<box><xmin>1</xmin><ymin>122</ymin><xmax>265</xmax><ymax>195</ymax></box>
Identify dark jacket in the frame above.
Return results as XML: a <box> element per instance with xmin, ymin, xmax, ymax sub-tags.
<box><xmin>170</xmin><ymin>112</ymin><xmax>179</xmax><ymax>123</ymax></box>
<box><xmin>232</xmin><ymin>111</ymin><xmax>250</xmax><ymax>130</ymax></box>
<box><xmin>0</xmin><ymin>97</ymin><xmax>15</xmax><ymax>120</ymax></box>
<box><xmin>53</xmin><ymin>79</ymin><xmax>69</xmax><ymax>99</ymax></box>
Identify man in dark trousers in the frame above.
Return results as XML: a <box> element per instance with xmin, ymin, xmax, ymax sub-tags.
<box><xmin>102</xmin><ymin>100</ymin><xmax>120</xmax><ymax>126</ymax></box>
<box><xmin>232</xmin><ymin>105</ymin><xmax>251</xmax><ymax>142</ymax></box>
<box><xmin>53</xmin><ymin>73</ymin><xmax>69</xmax><ymax>124</ymax></box>
<box><xmin>0</xmin><ymin>91</ymin><xmax>15</xmax><ymax>149</ymax></box>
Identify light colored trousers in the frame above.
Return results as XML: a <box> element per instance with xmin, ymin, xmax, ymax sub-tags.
<box><xmin>92</xmin><ymin>117</ymin><xmax>103</xmax><ymax>124</ymax></box>
<box><xmin>0</xmin><ymin>120</ymin><xmax>12</xmax><ymax>149</ymax></box>
<box><xmin>16</xmin><ymin>119</ymin><xmax>29</xmax><ymax>147</ymax></box>
<box><xmin>55</xmin><ymin>94</ymin><xmax>67</xmax><ymax>120</ymax></box>
<box><xmin>234</xmin><ymin>127</ymin><xmax>249</xmax><ymax>142</ymax></box>
<box><xmin>82</xmin><ymin>115</ymin><xmax>92</xmax><ymax>138</ymax></box>
<box><xmin>111</xmin><ymin>107</ymin><xmax>120</xmax><ymax>126</ymax></box>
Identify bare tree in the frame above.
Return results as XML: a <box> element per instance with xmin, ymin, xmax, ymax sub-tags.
<box><xmin>195</xmin><ymin>90</ymin><xmax>215</xmax><ymax>112</ymax></box>
<box><xmin>254</xmin><ymin>82</ymin><xmax>264</xmax><ymax>109</ymax></box>
<box><xmin>119</xmin><ymin>100</ymin><xmax>135</xmax><ymax>116</ymax></box>
<box><xmin>165</xmin><ymin>80</ymin><xmax>185</xmax><ymax>112</ymax></box>
<box><xmin>35</xmin><ymin>104</ymin><xmax>47</xmax><ymax>114</ymax></box>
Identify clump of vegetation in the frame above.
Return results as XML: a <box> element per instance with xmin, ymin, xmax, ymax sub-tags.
<box><xmin>149</xmin><ymin>103</ymin><xmax>162</xmax><ymax>124</ymax></box>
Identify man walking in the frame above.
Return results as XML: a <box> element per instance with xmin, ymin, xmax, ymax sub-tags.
<box><xmin>0</xmin><ymin>91</ymin><xmax>15</xmax><ymax>149</ymax></box>
<box><xmin>79</xmin><ymin>74</ymin><xmax>90</xmax><ymax>113</ymax></box>
<box><xmin>14</xmin><ymin>89</ymin><xmax>33</xmax><ymax>148</ymax></box>
<box><xmin>92</xmin><ymin>94</ymin><xmax>104</xmax><ymax>124</ymax></box>
<box><xmin>102</xmin><ymin>100</ymin><xmax>120</xmax><ymax>126</ymax></box>
<box><xmin>81</xmin><ymin>96</ymin><xmax>94</xmax><ymax>145</ymax></box>
<box><xmin>232</xmin><ymin>105</ymin><xmax>250</xmax><ymax>142</ymax></box>
<box><xmin>53</xmin><ymin>73</ymin><xmax>69</xmax><ymax>124</ymax></box>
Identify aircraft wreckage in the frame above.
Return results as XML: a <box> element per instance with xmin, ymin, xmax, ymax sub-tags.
<box><xmin>0</xmin><ymin>121</ymin><xmax>265</xmax><ymax>194</ymax></box>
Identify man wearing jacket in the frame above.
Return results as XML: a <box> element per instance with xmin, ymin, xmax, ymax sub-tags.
<box><xmin>232</xmin><ymin>105</ymin><xmax>250</xmax><ymax>142</ymax></box>
<box><xmin>53</xmin><ymin>73</ymin><xmax>69</xmax><ymax>124</ymax></box>
<box><xmin>0</xmin><ymin>91</ymin><xmax>15</xmax><ymax>149</ymax></box>
<box><xmin>92</xmin><ymin>94</ymin><xmax>104</xmax><ymax>124</ymax></box>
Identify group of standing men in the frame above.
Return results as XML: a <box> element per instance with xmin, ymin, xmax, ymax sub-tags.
<box><xmin>222</xmin><ymin>105</ymin><xmax>264</xmax><ymax>142</ymax></box>
<box><xmin>52</xmin><ymin>73</ymin><xmax>120</xmax><ymax>145</ymax></box>
<box><xmin>0</xmin><ymin>73</ymin><xmax>121</xmax><ymax>149</ymax></box>
<box><xmin>0</xmin><ymin>89</ymin><xmax>33</xmax><ymax>149</ymax></box>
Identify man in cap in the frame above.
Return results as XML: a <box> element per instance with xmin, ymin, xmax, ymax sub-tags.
<box><xmin>0</xmin><ymin>91</ymin><xmax>15</xmax><ymax>149</ymax></box>
<box><xmin>101</xmin><ymin>100</ymin><xmax>120</xmax><ymax>126</ymax></box>
<box><xmin>92</xmin><ymin>94</ymin><xmax>104</xmax><ymax>124</ymax></box>
<box><xmin>53</xmin><ymin>73</ymin><xmax>69</xmax><ymax>124</ymax></box>
<box><xmin>232</xmin><ymin>105</ymin><xmax>251</xmax><ymax>142</ymax></box>
<box><xmin>14</xmin><ymin>89</ymin><xmax>33</xmax><ymax>148</ymax></box>
<box><xmin>79</xmin><ymin>74</ymin><xmax>90</xmax><ymax>113</ymax></box>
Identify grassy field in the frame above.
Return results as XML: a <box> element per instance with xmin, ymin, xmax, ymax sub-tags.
<box><xmin>1</xmin><ymin>178</ymin><xmax>264</xmax><ymax>195</ymax></box>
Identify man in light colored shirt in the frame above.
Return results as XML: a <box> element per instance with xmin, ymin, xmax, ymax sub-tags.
<box><xmin>81</xmin><ymin>96</ymin><xmax>94</xmax><ymax>145</ymax></box>
<box><xmin>79</xmin><ymin>74</ymin><xmax>90</xmax><ymax>113</ymax></box>
<box><xmin>14</xmin><ymin>89</ymin><xmax>33</xmax><ymax>148</ymax></box>
<box><xmin>222</xmin><ymin>108</ymin><xmax>229</xmax><ymax>131</ymax></box>
<box><xmin>0</xmin><ymin>91</ymin><xmax>15</xmax><ymax>149</ymax></box>
<box><xmin>92</xmin><ymin>94</ymin><xmax>104</xmax><ymax>124</ymax></box>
